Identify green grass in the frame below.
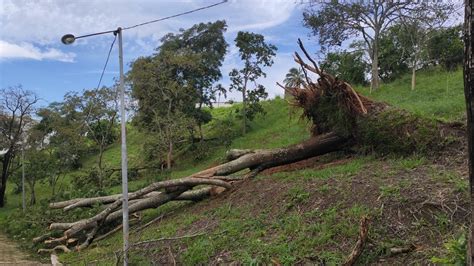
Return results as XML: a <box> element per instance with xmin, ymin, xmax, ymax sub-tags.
<box><xmin>357</xmin><ymin>68</ymin><xmax>464</xmax><ymax>121</ymax></box>
<box><xmin>269</xmin><ymin>156</ymin><xmax>368</xmax><ymax>181</ymax></box>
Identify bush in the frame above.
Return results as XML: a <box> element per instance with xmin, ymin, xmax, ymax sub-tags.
<box><xmin>431</xmin><ymin>234</ymin><xmax>466</xmax><ymax>265</ymax></box>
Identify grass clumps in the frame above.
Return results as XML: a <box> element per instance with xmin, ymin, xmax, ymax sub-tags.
<box><xmin>356</xmin><ymin>107</ymin><xmax>446</xmax><ymax>155</ymax></box>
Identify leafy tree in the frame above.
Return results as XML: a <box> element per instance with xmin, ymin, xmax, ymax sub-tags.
<box><xmin>63</xmin><ymin>86</ymin><xmax>119</xmax><ymax>188</ymax></box>
<box><xmin>283</xmin><ymin>68</ymin><xmax>305</xmax><ymax>98</ymax></box>
<box><xmin>21</xmin><ymin>149</ymin><xmax>52</xmax><ymax>205</ymax></box>
<box><xmin>130</xmin><ymin>47</ymin><xmax>201</xmax><ymax>169</ymax></box>
<box><xmin>427</xmin><ymin>25</ymin><xmax>463</xmax><ymax>71</ymax></box>
<box><xmin>157</xmin><ymin>20</ymin><xmax>228</xmax><ymax>140</ymax></box>
<box><xmin>229</xmin><ymin>31</ymin><xmax>277</xmax><ymax>134</ymax></box>
<box><xmin>34</xmin><ymin>105</ymin><xmax>82</xmax><ymax>197</ymax></box>
<box><xmin>396</xmin><ymin>7</ymin><xmax>452</xmax><ymax>90</ymax></box>
<box><xmin>0</xmin><ymin>86</ymin><xmax>38</xmax><ymax>207</ymax></box>
<box><xmin>36</xmin><ymin>102</ymin><xmax>88</xmax><ymax>171</ymax></box>
<box><xmin>80</xmin><ymin>87</ymin><xmax>118</xmax><ymax>175</ymax></box>
<box><xmin>303</xmin><ymin>0</ymin><xmax>455</xmax><ymax>91</ymax></box>
<box><xmin>321</xmin><ymin>49</ymin><xmax>368</xmax><ymax>85</ymax></box>
<box><xmin>378</xmin><ymin>26</ymin><xmax>410</xmax><ymax>82</ymax></box>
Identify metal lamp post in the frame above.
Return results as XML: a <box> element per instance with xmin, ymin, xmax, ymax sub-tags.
<box><xmin>61</xmin><ymin>28</ymin><xmax>129</xmax><ymax>264</ymax></box>
<box><xmin>22</xmin><ymin>143</ymin><xmax>25</xmax><ymax>212</ymax></box>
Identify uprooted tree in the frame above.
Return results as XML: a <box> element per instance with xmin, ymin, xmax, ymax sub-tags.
<box><xmin>35</xmin><ymin>39</ymin><xmax>460</xmax><ymax>254</ymax></box>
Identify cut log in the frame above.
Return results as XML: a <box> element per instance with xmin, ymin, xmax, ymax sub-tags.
<box><xmin>53</xmin><ymin>187</ymin><xmax>213</xmax><ymax>211</ymax></box>
<box><xmin>61</xmin><ymin>178</ymin><xmax>232</xmax><ymax>238</ymax></box>
<box><xmin>191</xmin><ymin>132</ymin><xmax>345</xmax><ymax>178</ymax></box>
<box><xmin>37</xmin><ymin>245</ymin><xmax>71</xmax><ymax>254</ymax></box>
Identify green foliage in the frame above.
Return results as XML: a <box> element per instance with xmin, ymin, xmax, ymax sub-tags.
<box><xmin>283</xmin><ymin>68</ymin><xmax>305</xmax><ymax>88</ymax></box>
<box><xmin>229</xmin><ymin>31</ymin><xmax>277</xmax><ymax>132</ymax></box>
<box><xmin>271</xmin><ymin>156</ymin><xmax>366</xmax><ymax>181</ymax></box>
<box><xmin>303</xmin><ymin>0</ymin><xmax>454</xmax><ymax>90</ymax></box>
<box><xmin>431</xmin><ymin>234</ymin><xmax>466</xmax><ymax>265</ymax></box>
<box><xmin>378</xmin><ymin>25</ymin><xmax>411</xmax><ymax>81</ymax></box>
<box><xmin>427</xmin><ymin>25</ymin><xmax>463</xmax><ymax>71</ymax></box>
<box><xmin>129</xmin><ymin>21</ymin><xmax>228</xmax><ymax>167</ymax></box>
<box><xmin>1</xmin><ymin>65</ymin><xmax>468</xmax><ymax>264</ymax></box>
<box><xmin>356</xmin><ymin>108</ymin><xmax>443</xmax><ymax>155</ymax></box>
<box><xmin>321</xmin><ymin>49</ymin><xmax>368</xmax><ymax>85</ymax></box>
<box><xmin>36</xmin><ymin>103</ymin><xmax>88</xmax><ymax>169</ymax></box>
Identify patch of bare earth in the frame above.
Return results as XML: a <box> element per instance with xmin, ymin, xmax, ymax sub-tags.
<box><xmin>0</xmin><ymin>233</ymin><xmax>44</xmax><ymax>265</ymax></box>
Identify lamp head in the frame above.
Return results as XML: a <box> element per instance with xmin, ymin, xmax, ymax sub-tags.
<box><xmin>61</xmin><ymin>34</ymin><xmax>76</xmax><ymax>45</ymax></box>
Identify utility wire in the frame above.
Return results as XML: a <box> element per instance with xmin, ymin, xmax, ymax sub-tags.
<box><xmin>96</xmin><ymin>34</ymin><xmax>117</xmax><ymax>90</ymax></box>
<box><xmin>123</xmin><ymin>0</ymin><xmax>228</xmax><ymax>30</ymax></box>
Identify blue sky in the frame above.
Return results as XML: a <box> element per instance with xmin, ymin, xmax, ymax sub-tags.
<box><xmin>0</xmin><ymin>0</ymin><xmax>321</xmax><ymax>106</ymax></box>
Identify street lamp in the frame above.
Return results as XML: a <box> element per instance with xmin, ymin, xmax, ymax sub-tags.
<box><xmin>61</xmin><ymin>27</ymin><xmax>129</xmax><ymax>264</ymax></box>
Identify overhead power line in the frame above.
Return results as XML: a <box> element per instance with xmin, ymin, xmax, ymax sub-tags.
<box><xmin>123</xmin><ymin>0</ymin><xmax>228</xmax><ymax>30</ymax></box>
<box><xmin>96</xmin><ymin>34</ymin><xmax>117</xmax><ymax>90</ymax></box>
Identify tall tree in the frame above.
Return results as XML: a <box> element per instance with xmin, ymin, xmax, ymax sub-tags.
<box><xmin>35</xmin><ymin>104</ymin><xmax>85</xmax><ymax>196</ymax></box>
<box><xmin>229</xmin><ymin>31</ymin><xmax>277</xmax><ymax>134</ymax></box>
<box><xmin>427</xmin><ymin>25</ymin><xmax>464</xmax><ymax>71</ymax></box>
<box><xmin>79</xmin><ymin>87</ymin><xmax>119</xmax><ymax>188</ymax></box>
<box><xmin>283</xmin><ymin>68</ymin><xmax>305</xmax><ymax>98</ymax></box>
<box><xmin>303</xmin><ymin>0</ymin><xmax>455</xmax><ymax>91</ymax></box>
<box><xmin>396</xmin><ymin>6</ymin><xmax>452</xmax><ymax>90</ymax></box>
<box><xmin>130</xmin><ymin>48</ymin><xmax>201</xmax><ymax>169</ymax></box>
<box><xmin>378</xmin><ymin>26</ymin><xmax>410</xmax><ymax>82</ymax></box>
<box><xmin>21</xmin><ymin>149</ymin><xmax>51</xmax><ymax>205</ymax></box>
<box><xmin>64</xmin><ymin>87</ymin><xmax>118</xmax><ymax>188</ymax></box>
<box><xmin>0</xmin><ymin>86</ymin><xmax>38</xmax><ymax>207</ymax></box>
<box><xmin>158</xmin><ymin>20</ymin><xmax>228</xmax><ymax>140</ymax></box>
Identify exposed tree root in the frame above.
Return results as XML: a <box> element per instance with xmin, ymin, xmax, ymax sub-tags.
<box><xmin>343</xmin><ymin>216</ymin><xmax>370</xmax><ymax>266</ymax></box>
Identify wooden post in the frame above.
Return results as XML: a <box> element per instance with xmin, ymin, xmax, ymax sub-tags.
<box><xmin>463</xmin><ymin>1</ymin><xmax>474</xmax><ymax>264</ymax></box>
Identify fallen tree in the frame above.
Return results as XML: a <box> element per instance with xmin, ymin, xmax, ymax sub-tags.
<box><xmin>36</xmin><ymin>39</ymin><xmax>458</xmax><ymax>253</ymax></box>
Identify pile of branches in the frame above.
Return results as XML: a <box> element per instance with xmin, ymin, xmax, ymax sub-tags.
<box><xmin>35</xmin><ymin>133</ymin><xmax>343</xmax><ymax>252</ymax></box>
<box><xmin>35</xmin><ymin>39</ymin><xmax>455</xmax><ymax>253</ymax></box>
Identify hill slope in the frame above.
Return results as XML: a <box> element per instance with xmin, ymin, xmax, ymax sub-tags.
<box><xmin>1</xmin><ymin>68</ymin><xmax>469</xmax><ymax>264</ymax></box>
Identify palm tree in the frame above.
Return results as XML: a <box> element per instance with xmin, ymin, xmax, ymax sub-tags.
<box><xmin>283</xmin><ymin>67</ymin><xmax>305</xmax><ymax>99</ymax></box>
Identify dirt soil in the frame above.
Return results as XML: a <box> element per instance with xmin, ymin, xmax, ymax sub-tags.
<box><xmin>0</xmin><ymin>233</ymin><xmax>44</xmax><ymax>265</ymax></box>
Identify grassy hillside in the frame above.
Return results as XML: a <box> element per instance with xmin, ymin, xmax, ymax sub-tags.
<box><xmin>0</xmin><ymin>68</ymin><xmax>468</xmax><ymax>264</ymax></box>
<box><xmin>357</xmin><ymin>68</ymin><xmax>464</xmax><ymax>121</ymax></box>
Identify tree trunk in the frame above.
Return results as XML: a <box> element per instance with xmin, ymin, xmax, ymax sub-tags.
<box><xmin>370</xmin><ymin>37</ymin><xmax>380</xmax><ymax>92</ymax></box>
<box><xmin>98</xmin><ymin>146</ymin><xmax>105</xmax><ymax>188</ymax></box>
<box><xmin>199</xmin><ymin>123</ymin><xmax>204</xmax><ymax>142</ymax></box>
<box><xmin>411</xmin><ymin>66</ymin><xmax>416</xmax><ymax>91</ymax></box>
<box><xmin>167</xmin><ymin>141</ymin><xmax>173</xmax><ymax>170</ymax></box>
<box><xmin>463</xmin><ymin>1</ymin><xmax>474</xmax><ymax>264</ymax></box>
<box><xmin>0</xmin><ymin>151</ymin><xmax>12</xmax><ymax>208</ymax></box>
<box><xmin>30</xmin><ymin>181</ymin><xmax>36</xmax><ymax>205</ymax></box>
<box><xmin>242</xmin><ymin>77</ymin><xmax>248</xmax><ymax>135</ymax></box>
<box><xmin>51</xmin><ymin>175</ymin><xmax>58</xmax><ymax>197</ymax></box>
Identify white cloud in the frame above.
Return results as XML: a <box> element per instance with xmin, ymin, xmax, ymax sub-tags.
<box><xmin>224</xmin><ymin>0</ymin><xmax>296</xmax><ymax>33</ymax></box>
<box><xmin>0</xmin><ymin>0</ymin><xmax>296</xmax><ymax>45</ymax></box>
<box><xmin>0</xmin><ymin>40</ymin><xmax>75</xmax><ymax>62</ymax></box>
